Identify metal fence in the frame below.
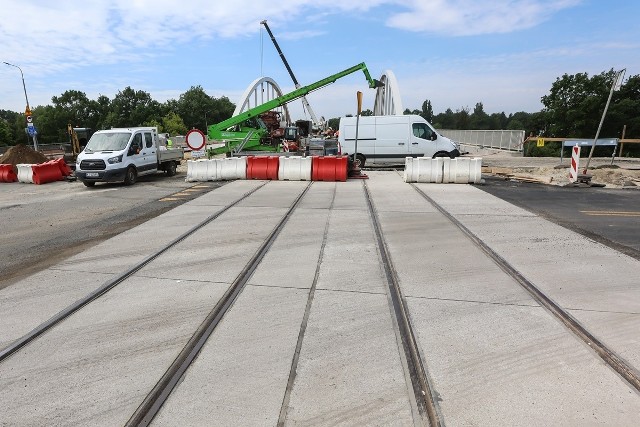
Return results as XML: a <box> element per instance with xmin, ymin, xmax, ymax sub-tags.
<box><xmin>437</xmin><ymin>129</ymin><xmax>525</xmax><ymax>152</ymax></box>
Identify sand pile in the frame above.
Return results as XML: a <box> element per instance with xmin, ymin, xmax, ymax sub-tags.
<box><xmin>0</xmin><ymin>144</ymin><xmax>49</xmax><ymax>166</ymax></box>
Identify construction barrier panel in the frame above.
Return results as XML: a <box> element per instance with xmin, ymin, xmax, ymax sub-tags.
<box><xmin>311</xmin><ymin>156</ymin><xmax>348</xmax><ymax>182</ymax></box>
<box><xmin>32</xmin><ymin>162</ymin><xmax>63</xmax><ymax>185</ymax></box>
<box><xmin>0</xmin><ymin>164</ymin><xmax>18</xmax><ymax>183</ymax></box>
<box><xmin>17</xmin><ymin>164</ymin><xmax>34</xmax><ymax>184</ymax></box>
<box><xmin>247</xmin><ymin>156</ymin><xmax>279</xmax><ymax>180</ymax></box>
<box><xmin>404</xmin><ymin>157</ymin><xmax>482</xmax><ymax>184</ymax></box>
<box><xmin>278</xmin><ymin>156</ymin><xmax>312</xmax><ymax>181</ymax></box>
<box><xmin>220</xmin><ymin>157</ymin><xmax>247</xmax><ymax>180</ymax></box>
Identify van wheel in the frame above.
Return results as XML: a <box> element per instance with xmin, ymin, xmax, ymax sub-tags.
<box><xmin>355</xmin><ymin>154</ymin><xmax>366</xmax><ymax>168</ymax></box>
<box><xmin>124</xmin><ymin>166</ymin><xmax>137</xmax><ymax>185</ymax></box>
<box><xmin>83</xmin><ymin>181</ymin><xmax>95</xmax><ymax>187</ymax></box>
<box><xmin>432</xmin><ymin>152</ymin><xmax>451</xmax><ymax>159</ymax></box>
<box><xmin>165</xmin><ymin>161</ymin><xmax>177</xmax><ymax>177</ymax></box>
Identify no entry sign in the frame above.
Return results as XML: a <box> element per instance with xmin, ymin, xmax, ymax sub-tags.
<box><xmin>185</xmin><ymin>129</ymin><xmax>206</xmax><ymax>151</ymax></box>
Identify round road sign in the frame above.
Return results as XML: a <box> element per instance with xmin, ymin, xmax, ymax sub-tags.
<box><xmin>186</xmin><ymin>129</ymin><xmax>206</xmax><ymax>151</ymax></box>
<box><xmin>26</xmin><ymin>115</ymin><xmax>33</xmax><ymax>123</ymax></box>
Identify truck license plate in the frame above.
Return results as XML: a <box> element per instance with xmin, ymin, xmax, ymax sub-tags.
<box><xmin>86</xmin><ymin>172</ymin><xmax>99</xmax><ymax>177</ymax></box>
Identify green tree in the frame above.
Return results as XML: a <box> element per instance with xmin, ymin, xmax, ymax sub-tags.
<box><xmin>541</xmin><ymin>70</ymin><xmax>617</xmax><ymax>137</ymax></box>
<box><xmin>469</xmin><ymin>102</ymin><xmax>490</xmax><ymax>129</ymax></box>
<box><xmin>421</xmin><ymin>99</ymin><xmax>434</xmax><ymax>122</ymax></box>
<box><xmin>162</xmin><ymin>111</ymin><xmax>188</xmax><ymax>136</ymax></box>
<box><xmin>105</xmin><ymin>87</ymin><xmax>162</xmax><ymax>128</ymax></box>
<box><xmin>0</xmin><ymin>119</ymin><xmax>12</xmax><ymax>145</ymax></box>
<box><xmin>453</xmin><ymin>107</ymin><xmax>471</xmax><ymax>129</ymax></box>
<box><xmin>0</xmin><ymin>110</ymin><xmax>21</xmax><ymax>145</ymax></box>
<box><xmin>174</xmin><ymin>86</ymin><xmax>235</xmax><ymax>131</ymax></box>
<box><xmin>433</xmin><ymin>108</ymin><xmax>455</xmax><ymax>129</ymax></box>
<box><xmin>361</xmin><ymin>109</ymin><xmax>374</xmax><ymax>116</ymax></box>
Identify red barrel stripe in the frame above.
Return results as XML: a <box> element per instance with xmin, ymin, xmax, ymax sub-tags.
<box><xmin>311</xmin><ymin>156</ymin><xmax>347</xmax><ymax>182</ymax></box>
<box><xmin>246</xmin><ymin>156</ymin><xmax>279</xmax><ymax>180</ymax></box>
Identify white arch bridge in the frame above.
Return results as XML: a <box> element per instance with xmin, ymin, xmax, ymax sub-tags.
<box><xmin>232</xmin><ymin>70</ymin><xmax>404</xmax><ymax>122</ymax></box>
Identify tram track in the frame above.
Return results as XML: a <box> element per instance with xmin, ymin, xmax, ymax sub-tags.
<box><xmin>0</xmin><ymin>182</ymin><xmax>268</xmax><ymax>363</ymax></box>
<box><xmin>409</xmin><ymin>182</ymin><xmax>640</xmax><ymax>394</ymax></box>
<box><xmin>363</xmin><ymin>181</ymin><xmax>442</xmax><ymax>427</ymax></box>
<box><xmin>127</xmin><ymin>181</ymin><xmax>312</xmax><ymax>426</ymax></box>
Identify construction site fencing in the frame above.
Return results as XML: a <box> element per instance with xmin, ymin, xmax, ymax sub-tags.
<box><xmin>438</xmin><ymin>129</ymin><xmax>525</xmax><ymax>152</ymax></box>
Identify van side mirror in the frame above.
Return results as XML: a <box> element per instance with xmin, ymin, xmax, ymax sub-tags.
<box><xmin>430</xmin><ymin>133</ymin><xmax>438</xmax><ymax>141</ymax></box>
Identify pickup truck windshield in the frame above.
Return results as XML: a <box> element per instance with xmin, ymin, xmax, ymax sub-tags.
<box><xmin>85</xmin><ymin>132</ymin><xmax>131</xmax><ymax>152</ymax></box>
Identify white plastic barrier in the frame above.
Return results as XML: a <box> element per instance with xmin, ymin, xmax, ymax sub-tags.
<box><xmin>403</xmin><ymin>157</ymin><xmax>444</xmax><ymax>183</ymax></box>
<box><xmin>278</xmin><ymin>156</ymin><xmax>312</xmax><ymax>181</ymax></box>
<box><xmin>220</xmin><ymin>157</ymin><xmax>247</xmax><ymax>180</ymax></box>
<box><xmin>17</xmin><ymin>164</ymin><xmax>34</xmax><ymax>184</ymax></box>
<box><xmin>186</xmin><ymin>159</ymin><xmax>212</xmax><ymax>182</ymax></box>
<box><xmin>404</xmin><ymin>157</ymin><xmax>482</xmax><ymax>184</ymax></box>
<box><xmin>186</xmin><ymin>157</ymin><xmax>247</xmax><ymax>182</ymax></box>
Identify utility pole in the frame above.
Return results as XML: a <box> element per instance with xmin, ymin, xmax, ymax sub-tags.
<box><xmin>3</xmin><ymin>61</ymin><xmax>38</xmax><ymax>151</ymax></box>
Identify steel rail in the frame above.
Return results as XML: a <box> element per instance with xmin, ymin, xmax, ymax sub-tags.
<box><xmin>363</xmin><ymin>181</ymin><xmax>441</xmax><ymax>427</ymax></box>
<box><xmin>277</xmin><ymin>183</ymin><xmax>337</xmax><ymax>426</ymax></box>
<box><xmin>0</xmin><ymin>182</ymin><xmax>268</xmax><ymax>363</ymax></box>
<box><xmin>127</xmin><ymin>181</ymin><xmax>313</xmax><ymax>426</ymax></box>
<box><xmin>410</xmin><ymin>183</ymin><xmax>640</xmax><ymax>393</ymax></box>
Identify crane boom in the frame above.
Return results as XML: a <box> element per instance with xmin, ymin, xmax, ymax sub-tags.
<box><xmin>209</xmin><ymin>62</ymin><xmax>381</xmax><ymax>136</ymax></box>
<box><xmin>260</xmin><ymin>20</ymin><xmax>319</xmax><ymax>126</ymax></box>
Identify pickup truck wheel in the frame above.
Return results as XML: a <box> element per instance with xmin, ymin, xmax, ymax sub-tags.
<box><xmin>355</xmin><ymin>154</ymin><xmax>366</xmax><ymax>168</ymax></box>
<box><xmin>83</xmin><ymin>181</ymin><xmax>95</xmax><ymax>187</ymax></box>
<box><xmin>165</xmin><ymin>161</ymin><xmax>177</xmax><ymax>177</ymax></box>
<box><xmin>124</xmin><ymin>166</ymin><xmax>137</xmax><ymax>185</ymax></box>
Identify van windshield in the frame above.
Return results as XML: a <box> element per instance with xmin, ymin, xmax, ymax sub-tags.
<box><xmin>84</xmin><ymin>132</ymin><xmax>131</xmax><ymax>152</ymax></box>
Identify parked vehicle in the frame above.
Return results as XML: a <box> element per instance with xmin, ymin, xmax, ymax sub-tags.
<box><xmin>338</xmin><ymin>115</ymin><xmax>460</xmax><ymax>167</ymax></box>
<box><xmin>75</xmin><ymin>127</ymin><xmax>183</xmax><ymax>187</ymax></box>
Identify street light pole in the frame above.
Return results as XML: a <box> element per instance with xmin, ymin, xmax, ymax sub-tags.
<box><xmin>3</xmin><ymin>61</ymin><xmax>38</xmax><ymax>150</ymax></box>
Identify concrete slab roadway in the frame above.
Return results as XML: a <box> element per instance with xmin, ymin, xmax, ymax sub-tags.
<box><xmin>366</xmin><ymin>171</ymin><xmax>640</xmax><ymax>425</ymax></box>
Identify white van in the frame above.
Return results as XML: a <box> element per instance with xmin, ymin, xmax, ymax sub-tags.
<box><xmin>76</xmin><ymin>127</ymin><xmax>183</xmax><ymax>187</ymax></box>
<box><xmin>338</xmin><ymin>115</ymin><xmax>460</xmax><ymax>167</ymax></box>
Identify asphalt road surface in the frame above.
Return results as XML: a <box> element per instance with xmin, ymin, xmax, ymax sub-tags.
<box><xmin>0</xmin><ymin>172</ymin><xmax>224</xmax><ymax>289</ymax></box>
<box><xmin>479</xmin><ymin>177</ymin><xmax>640</xmax><ymax>259</ymax></box>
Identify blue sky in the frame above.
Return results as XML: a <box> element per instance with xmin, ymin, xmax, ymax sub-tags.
<box><xmin>1</xmin><ymin>1</ymin><xmax>638</xmax><ymax>122</ymax></box>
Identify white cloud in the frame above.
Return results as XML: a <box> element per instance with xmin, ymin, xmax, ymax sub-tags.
<box><xmin>386</xmin><ymin>0</ymin><xmax>582</xmax><ymax>36</ymax></box>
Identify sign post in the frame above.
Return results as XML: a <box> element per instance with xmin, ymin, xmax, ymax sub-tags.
<box><xmin>354</xmin><ymin>91</ymin><xmax>363</xmax><ymax>168</ymax></box>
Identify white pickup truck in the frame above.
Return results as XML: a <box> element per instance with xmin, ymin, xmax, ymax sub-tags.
<box><xmin>75</xmin><ymin>127</ymin><xmax>183</xmax><ymax>187</ymax></box>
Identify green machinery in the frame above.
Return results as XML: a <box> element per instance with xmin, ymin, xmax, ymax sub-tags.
<box><xmin>207</xmin><ymin>62</ymin><xmax>382</xmax><ymax>155</ymax></box>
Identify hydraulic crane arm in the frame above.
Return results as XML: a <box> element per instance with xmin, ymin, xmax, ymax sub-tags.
<box><xmin>209</xmin><ymin>62</ymin><xmax>382</xmax><ymax>137</ymax></box>
<box><xmin>260</xmin><ymin>19</ymin><xmax>319</xmax><ymax>126</ymax></box>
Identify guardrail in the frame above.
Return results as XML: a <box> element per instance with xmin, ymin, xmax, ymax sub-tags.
<box><xmin>524</xmin><ymin>137</ymin><xmax>640</xmax><ymax>159</ymax></box>
<box><xmin>438</xmin><ymin>129</ymin><xmax>525</xmax><ymax>152</ymax></box>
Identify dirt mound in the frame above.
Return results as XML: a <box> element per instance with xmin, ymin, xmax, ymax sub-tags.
<box><xmin>0</xmin><ymin>144</ymin><xmax>49</xmax><ymax>166</ymax></box>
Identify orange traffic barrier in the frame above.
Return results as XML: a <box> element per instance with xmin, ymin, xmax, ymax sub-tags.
<box><xmin>246</xmin><ymin>156</ymin><xmax>279</xmax><ymax>180</ymax></box>
<box><xmin>32</xmin><ymin>162</ymin><xmax>63</xmax><ymax>185</ymax></box>
<box><xmin>311</xmin><ymin>156</ymin><xmax>348</xmax><ymax>182</ymax></box>
<box><xmin>0</xmin><ymin>164</ymin><xmax>18</xmax><ymax>183</ymax></box>
<box><xmin>48</xmin><ymin>158</ymin><xmax>73</xmax><ymax>176</ymax></box>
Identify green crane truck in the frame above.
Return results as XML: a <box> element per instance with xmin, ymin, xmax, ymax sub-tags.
<box><xmin>207</xmin><ymin>62</ymin><xmax>382</xmax><ymax>155</ymax></box>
